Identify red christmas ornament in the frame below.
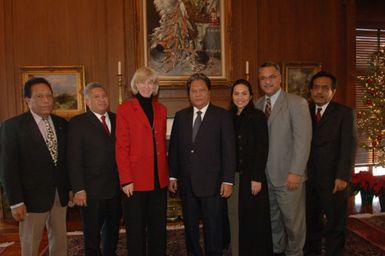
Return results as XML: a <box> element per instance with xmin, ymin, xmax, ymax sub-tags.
<box><xmin>367</xmin><ymin>79</ymin><xmax>372</xmax><ymax>84</ymax></box>
<box><xmin>367</xmin><ymin>99</ymin><xmax>373</xmax><ymax>105</ymax></box>
<box><xmin>357</xmin><ymin>112</ymin><xmax>362</xmax><ymax>118</ymax></box>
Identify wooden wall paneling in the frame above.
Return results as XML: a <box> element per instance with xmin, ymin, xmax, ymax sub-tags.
<box><xmin>8</xmin><ymin>0</ymin><xmax>113</xmax><ymax>117</ymax></box>
<box><xmin>238</xmin><ymin>0</ymin><xmax>258</xmax><ymax>96</ymax></box>
<box><xmin>105</xmin><ymin>0</ymin><xmax>126</xmax><ymax>111</ymax></box>
<box><xmin>231</xmin><ymin>0</ymin><xmax>242</xmax><ymax>82</ymax></box>
<box><xmin>122</xmin><ymin>0</ymin><xmax>142</xmax><ymax>105</ymax></box>
<box><xmin>0</xmin><ymin>0</ymin><xmax>7</xmax><ymax>121</ymax></box>
<box><xmin>346</xmin><ymin>0</ymin><xmax>356</xmax><ymax>108</ymax></box>
<box><xmin>0</xmin><ymin>0</ymin><xmax>360</xmax><ymax>121</ymax></box>
<box><xmin>1</xmin><ymin>0</ymin><xmax>17</xmax><ymax>121</ymax></box>
<box><xmin>357</xmin><ymin>0</ymin><xmax>385</xmax><ymax>27</ymax></box>
<box><xmin>340</xmin><ymin>0</ymin><xmax>356</xmax><ymax>108</ymax></box>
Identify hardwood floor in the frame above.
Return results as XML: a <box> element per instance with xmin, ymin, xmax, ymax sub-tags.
<box><xmin>0</xmin><ymin>195</ymin><xmax>382</xmax><ymax>256</ymax></box>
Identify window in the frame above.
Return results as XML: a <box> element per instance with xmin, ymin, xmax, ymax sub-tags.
<box><xmin>355</xmin><ymin>28</ymin><xmax>385</xmax><ymax>168</ymax></box>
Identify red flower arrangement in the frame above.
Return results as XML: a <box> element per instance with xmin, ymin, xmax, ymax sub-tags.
<box><xmin>350</xmin><ymin>171</ymin><xmax>377</xmax><ymax>195</ymax></box>
<box><xmin>373</xmin><ymin>175</ymin><xmax>385</xmax><ymax>197</ymax></box>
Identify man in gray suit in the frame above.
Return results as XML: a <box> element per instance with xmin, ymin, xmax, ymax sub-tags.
<box><xmin>255</xmin><ymin>62</ymin><xmax>312</xmax><ymax>256</ymax></box>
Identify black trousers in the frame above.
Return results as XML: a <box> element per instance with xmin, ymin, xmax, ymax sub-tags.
<box><xmin>305</xmin><ymin>181</ymin><xmax>348</xmax><ymax>256</ymax></box>
<box><xmin>122</xmin><ymin>188</ymin><xmax>167</xmax><ymax>256</ymax></box>
<box><xmin>80</xmin><ymin>193</ymin><xmax>122</xmax><ymax>256</ymax></box>
<box><xmin>181</xmin><ymin>184</ymin><xmax>225</xmax><ymax>256</ymax></box>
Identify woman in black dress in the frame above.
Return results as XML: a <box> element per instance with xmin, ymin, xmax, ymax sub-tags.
<box><xmin>228</xmin><ymin>79</ymin><xmax>273</xmax><ymax>255</ymax></box>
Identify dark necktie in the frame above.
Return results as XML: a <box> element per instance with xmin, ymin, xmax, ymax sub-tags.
<box><xmin>192</xmin><ymin>111</ymin><xmax>202</xmax><ymax>142</ymax></box>
<box><xmin>43</xmin><ymin>118</ymin><xmax>58</xmax><ymax>165</ymax></box>
<box><xmin>101</xmin><ymin>115</ymin><xmax>110</xmax><ymax>134</ymax></box>
<box><xmin>316</xmin><ymin>108</ymin><xmax>322</xmax><ymax>123</ymax></box>
<box><xmin>265</xmin><ymin>97</ymin><xmax>271</xmax><ymax>118</ymax></box>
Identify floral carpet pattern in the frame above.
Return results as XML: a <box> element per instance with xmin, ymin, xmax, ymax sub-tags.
<box><xmin>36</xmin><ymin>216</ymin><xmax>385</xmax><ymax>256</ymax></box>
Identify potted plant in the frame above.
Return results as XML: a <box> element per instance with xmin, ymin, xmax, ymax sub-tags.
<box><xmin>351</xmin><ymin>171</ymin><xmax>376</xmax><ymax>205</ymax></box>
<box><xmin>373</xmin><ymin>175</ymin><xmax>385</xmax><ymax>212</ymax></box>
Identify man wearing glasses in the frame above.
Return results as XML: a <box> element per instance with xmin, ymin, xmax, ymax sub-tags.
<box><xmin>255</xmin><ymin>62</ymin><xmax>312</xmax><ymax>256</ymax></box>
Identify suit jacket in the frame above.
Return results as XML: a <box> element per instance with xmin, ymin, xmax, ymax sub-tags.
<box><xmin>234</xmin><ymin>106</ymin><xmax>269</xmax><ymax>182</ymax></box>
<box><xmin>67</xmin><ymin>111</ymin><xmax>120</xmax><ymax>199</ymax></box>
<box><xmin>168</xmin><ymin>103</ymin><xmax>236</xmax><ymax>197</ymax></box>
<box><xmin>255</xmin><ymin>90</ymin><xmax>312</xmax><ymax>186</ymax></box>
<box><xmin>115</xmin><ymin>98</ymin><xmax>169</xmax><ymax>191</ymax></box>
<box><xmin>0</xmin><ymin>111</ymin><xmax>69</xmax><ymax>213</ymax></box>
<box><xmin>307</xmin><ymin>101</ymin><xmax>357</xmax><ymax>189</ymax></box>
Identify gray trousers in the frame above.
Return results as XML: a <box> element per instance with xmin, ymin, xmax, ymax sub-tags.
<box><xmin>268</xmin><ymin>179</ymin><xmax>306</xmax><ymax>256</ymax></box>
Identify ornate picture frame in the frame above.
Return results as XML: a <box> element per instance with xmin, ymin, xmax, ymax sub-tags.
<box><xmin>281</xmin><ymin>62</ymin><xmax>322</xmax><ymax>100</ymax></box>
<box><xmin>20</xmin><ymin>66</ymin><xmax>86</xmax><ymax>119</ymax></box>
<box><xmin>135</xmin><ymin>0</ymin><xmax>232</xmax><ymax>86</ymax></box>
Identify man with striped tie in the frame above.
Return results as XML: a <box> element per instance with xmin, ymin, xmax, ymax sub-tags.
<box><xmin>255</xmin><ymin>62</ymin><xmax>312</xmax><ymax>256</ymax></box>
<box><xmin>0</xmin><ymin>77</ymin><xmax>70</xmax><ymax>256</ymax></box>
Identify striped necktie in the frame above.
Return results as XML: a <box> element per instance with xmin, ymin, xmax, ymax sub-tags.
<box><xmin>265</xmin><ymin>97</ymin><xmax>271</xmax><ymax>118</ymax></box>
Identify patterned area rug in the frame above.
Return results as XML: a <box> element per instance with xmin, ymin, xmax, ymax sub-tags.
<box><xmin>65</xmin><ymin>230</ymin><xmax>187</xmax><ymax>256</ymax></box>
<box><xmin>35</xmin><ymin>216</ymin><xmax>385</xmax><ymax>256</ymax></box>
<box><xmin>346</xmin><ymin>213</ymin><xmax>385</xmax><ymax>255</ymax></box>
<box><xmin>358</xmin><ymin>214</ymin><xmax>385</xmax><ymax>230</ymax></box>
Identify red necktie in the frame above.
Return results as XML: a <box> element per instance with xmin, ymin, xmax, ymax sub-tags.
<box><xmin>316</xmin><ymin>108</ymin><xmax>322</xmax><ymax>123</ymax></box>
<box><xmin>101</xmin><ymin>115</ymin><xmax>110</xmax><ymax>134</ymax></box>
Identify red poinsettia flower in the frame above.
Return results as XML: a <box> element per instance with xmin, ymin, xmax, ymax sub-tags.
<box><xmin>373</xmin><ymin>175</ymin><xmax>385</xmax><ymax>196</ymax></box>
<box><xmin>350</xmin><ymin>171</ymin><xmax>377</xmax><ymax>195</ymax></box>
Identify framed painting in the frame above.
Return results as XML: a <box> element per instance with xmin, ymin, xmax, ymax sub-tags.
<box><xmin>20</xmin><ymin>66</ymin><xmax>86</xmax><ymax>119</ymax></box>
<box><xmin>281</xmin><ymin>62</ymin><xmax>322</xmax><ymax>100</ymax></box>
<box><xmin>135</xmin><ymin>0</ymin><xmax>232</xmax><ymax>86</ymax></box>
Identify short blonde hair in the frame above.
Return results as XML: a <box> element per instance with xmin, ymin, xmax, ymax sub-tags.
<box><xmin>130</xmin><ymin>66</ymin><xmax>159</xmax><ymax>96</ymax></box>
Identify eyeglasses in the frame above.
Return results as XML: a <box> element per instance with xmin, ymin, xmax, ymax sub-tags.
<box><xmin>259</xmin><ymin>74</ymin><xmax>280</xmax><ymax>82</ymax></box>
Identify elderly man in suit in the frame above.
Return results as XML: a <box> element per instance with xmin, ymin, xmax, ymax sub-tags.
<box><xmin>168</xmin><ymin>73</ymin><xmax>236</xmax><ymax>256</ymax></box>
<box><xmin>304</xmin><ymin>71</ymin><xmax>356</xmax><ymax>256</ymax></box>
<box><xmin>68</xmin><ymin>82</ymin><xmax>121</xmax><ymax>256</ymax></box>
<box><xmin>0</xmin><ymin>77</ymin><xmax>70</xmax><ymax>256</ymax></box>
<box><xmin>255</xmin><ymin>62</ymin><xmax>312</xmax><ymax>256</ymax></box>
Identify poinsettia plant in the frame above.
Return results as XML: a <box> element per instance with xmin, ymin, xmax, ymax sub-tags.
<box><xmin>373</xmin><ymin>175</ymin><xmax>385</xmax><ymax>197</ymax></box>
<box><xmin>350</xmin><ymin>171</ymin><xmax>377</xmax><ymax>195</ymax></box>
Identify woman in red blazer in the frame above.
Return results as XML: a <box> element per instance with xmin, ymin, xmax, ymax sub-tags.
<box><xmin>116</xmin><ymin>66</ymin><xmax>169</xmax><ymax>255</ymax></box>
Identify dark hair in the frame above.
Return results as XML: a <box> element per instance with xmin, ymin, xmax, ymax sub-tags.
<box><xmin>308</xmin><ymin>71</ymin><xmax>337</xmax><ymax>89</ymax></box>
<box><xmin>230</xmin><ymin>79</ymin><xmax>255</xmax><ymax>113</ymax></box>
<box><xmin>23</xmin><ymin>77</ymin><xmax>53</xmax><ymax>98</ymax></box>
<box><xmin>186</xmin><ymin>73</ymin><xmax>211</xmax><ymax>93</ymax></box>
<box><xmin>259</xmin><ymin>62</ymin><xmax>281</xmax><ymax>74</ymax></box>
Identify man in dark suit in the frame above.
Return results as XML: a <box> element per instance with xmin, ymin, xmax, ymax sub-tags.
<box><xmin>68</xmin><ymin>82</ymin><xmax>121</xmax><ymax>256</ymax></box>
<box><xmin>0</xmin><ymin>77</ymin><xmax>69</xmax><ymax>256</ymax></box>
<box><xmin>304</xmin><ymin>71</ymin><xmax>357</xmax><ymax>256</ymax></box>
<box><xmin>168</xmin><ymin>73</ymin><xmax>236</xmax><ymax>256</ymax></box>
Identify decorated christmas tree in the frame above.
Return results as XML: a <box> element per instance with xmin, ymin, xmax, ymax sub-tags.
<box><xmin>356</xmin><ymin>46</ymin><xmax>385</xmax><ymax>166</ymax></box>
